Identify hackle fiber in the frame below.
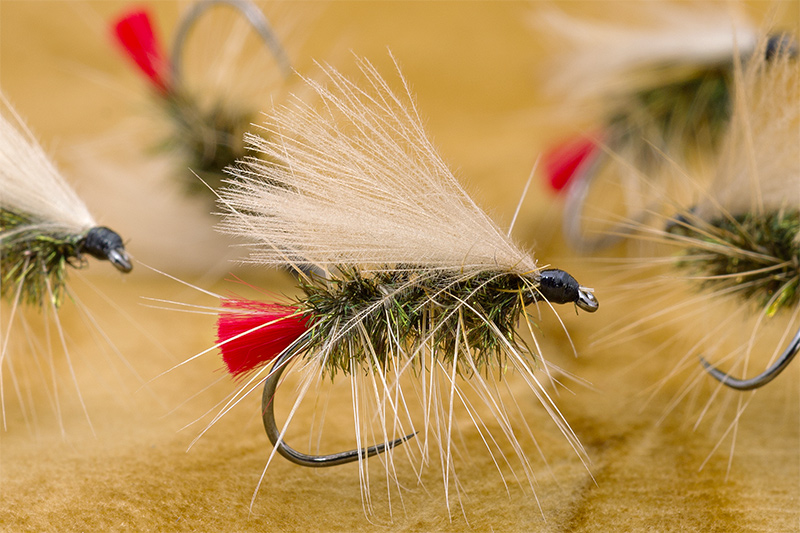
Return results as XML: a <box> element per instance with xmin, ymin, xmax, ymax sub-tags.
<box><xmin>695</xmin><ymin>37</ymin><xmax>800</xmax><ymax>221</ymax></box>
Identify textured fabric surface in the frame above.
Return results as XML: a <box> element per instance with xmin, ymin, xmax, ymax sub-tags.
<box><xmin>1</xmin><ymin>2</ymin><xmax>798</xmax><ymax>531</ymax></box>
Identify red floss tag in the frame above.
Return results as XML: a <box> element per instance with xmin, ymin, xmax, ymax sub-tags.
<box><xmin>112</xmin><ymin>8</ymin><xmax>171</xmax><ymax>94</ymax></box>
<box><xmin>217</xmin><ymin>299</ymin><xmax>310</xmax><ymax>377</ymax></box>
<box><xmin>542</xmin><ymin>135</ymin><xmax>599</xmax><ymax>192</ymax></box>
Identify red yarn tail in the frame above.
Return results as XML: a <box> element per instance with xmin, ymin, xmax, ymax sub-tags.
<box><xmin>217</xmin><ymin>299</ymin><xmax>310</xmax><ymax>377</ymax></box>
<box><xmin>112</xmin><ymin>9</ymin><xmax>170</xmax><ymax>94</ymax></box>
<box><xmin>542</xmin><ymin>135</ymin><xmax>599</xmax><ymax>192</ymax></box>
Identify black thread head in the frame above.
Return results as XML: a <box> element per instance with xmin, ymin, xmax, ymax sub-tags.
<box><xmin>766</xmin><ymin>33</ymin><xmax>798</xmax><ymax>62</ymax></box>
<box><xmin>538</xmin><ymin>269</ymin><xmax>598</xmax><ymax>313</ymax></box>
<box><xmin>81</xmin><ymin>227</ymin><xmax>133</xmax><ymax>273</ymax></box>
<box><xmin>665</xmin><ymin>206</ymin><xmax>699</xmax><ymax>236</ymax></box>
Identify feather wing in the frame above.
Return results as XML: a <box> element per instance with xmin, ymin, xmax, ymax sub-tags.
<box><xmin>533</xmin><ymin>2</ymin><xmax>757</xmax><ymax>105</ymax></box>
<box><xmin>0</xmin><ymin>97</ymin><xmax>95</xmax><ymax>233</ymax></box>
<box><xmin>696</xmin><ymin>37</ymin><xmax>800</xmax><ymax>220</ymax></box>
<box><xmin>218</xmin><ymin>57</ymin><xmax>537</xmax><ymax>274</ymax></box>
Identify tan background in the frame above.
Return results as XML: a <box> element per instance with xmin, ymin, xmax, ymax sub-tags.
<box><xmin>1</xmin><ymin>1</ymin><xmax>799</xmax><ymax>531</ymax></box>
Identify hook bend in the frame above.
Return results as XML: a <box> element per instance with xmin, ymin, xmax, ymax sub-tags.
<box><xmin>171</xmin><ymin>0</ymin><xmax>292</xmax><ymax>85</ymax></box>
<box><xmin>561</xmin><ymin>131</ymin><xmax>649</xmax><ymax>252</ymax></box>
<box><xmin>262</xmin><ymin>337</ymin><xmax>417</xmax><ymax>467</ymax></box>
<box><xmin>700</xmin><ymin>326</ymin><xmax>800</xmax><ymax>391</ymax></box>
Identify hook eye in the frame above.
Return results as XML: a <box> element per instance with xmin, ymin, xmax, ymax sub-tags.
<box><xmin>576</xmin><ymin>288</ymin><xmax>598</xmax><ymax>313</ymax></box>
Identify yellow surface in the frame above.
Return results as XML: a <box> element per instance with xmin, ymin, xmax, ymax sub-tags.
<box><xmin>0</xmin><ymin>1</ymin><xmax>799</xmax><ymax>531</ymax></box>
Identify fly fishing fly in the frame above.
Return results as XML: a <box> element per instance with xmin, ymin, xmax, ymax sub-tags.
<box><xmin>201</xmin><ymin>56</ymin><xmax>599</xmax><ymax>514</ymax></box>
<box><xmin>664</xmin><ymin>34</ymin><xmax>799</xmax><ymax>391</ymax></box>
<box><xmin>0</xmin><ymin>100</ymin><xmax>132</xmax><ymax>304</ymax></box>
<box><xmin>112</xmin><ymin>0</ymin><xmax>292</xmax><ymax>199</ymax></box>
<box><xmin>596</xmin><ymin>32</ymin><xmax>798</xmax><ymax>467</ymax></box>
<box><xmin>534</xmin><ymin>4</ymin><xmax>788</xmax><ymax>252</ymax></box>
<box><xmin>0</xmin><ymin>96</ymin><xmax>133</xmax><ymax>432</ymax></box>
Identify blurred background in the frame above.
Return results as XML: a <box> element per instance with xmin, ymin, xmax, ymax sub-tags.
<box><xmin>0</xmin><ymin>1</ymin><xmax>799</xmax><ymax>531</ymax></box>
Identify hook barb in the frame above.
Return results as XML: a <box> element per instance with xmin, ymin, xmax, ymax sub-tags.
<box><xmin>261</xmin><ymin>339</ymin><xmax>417</xmax><ymax>468</ymax></box>
<box><xmin>700</xmin><ymin>326</ymin><xmax>800</xmax><ymax>391</ymax></box>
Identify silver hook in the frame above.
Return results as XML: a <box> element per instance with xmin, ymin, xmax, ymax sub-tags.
<box><xmin>561</xmin><ymin>130</ymin><xmax>649</xmax><ymax>253</ymax></box>
<box><xmin>171</xmin><ymin>0</ymin><xmax>292</xmax><ymax>88</ymax></box>
<box><xmin>700</xmin><ymin>325</ymin><xmax>800</xmax><ymax>391</ymax></box>
<box><xmin>262</xmin><ymin>337</ymin><xmax>417</xmax><ymax>467</ymax></box>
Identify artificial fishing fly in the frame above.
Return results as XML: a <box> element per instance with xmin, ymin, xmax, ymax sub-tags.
<box><xmin>112</xmin><ymin>0</ymin><xmax>291</xmax><ymax>199</ymax></box>
<box><xmin>210</xmin><ymin>56</ymin><xmax>598</xmax><ymax>513</ymax></box>
<box><xmin>660</xmin><ymin>34</ymin><xmax>800</xmax><ymax>391</ymax></box>
<box><xmin>593</xmin><ymin>32</ymin><xmax>799</xmax><ymax>467</ymax></box>
<box><xmin>534</xmin><ymin>3</ymin><xmax>791</xmax><ymax>252</ymax></box>
<box><xmin>0</xmin><ymin>96</ymin><xmax>133</xmax><ymax>432</ymax></box>
<box><xmin>0</xmin><ymin>98</ymin><xmax>132</xmax><ymax>307</ymax></box>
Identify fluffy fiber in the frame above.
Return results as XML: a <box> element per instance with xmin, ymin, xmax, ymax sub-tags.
<box><xmin>0</xmin><ymin>100</ymin><xmax>95</xmax><ymax>234</ymax></box>
<box><xmin>534</xmin><ymin>2</ymin><xmax>757</xmax><ymax>105</ymax></box>
<box><xmin>218</xmin><ymin>57</ymin><xmax>537</xmax><ymax>275</ymax></box>
<box><xmin>695</xmin><ymin>36</ymin><xmax>800</xmax><ymax>220</ymax></box>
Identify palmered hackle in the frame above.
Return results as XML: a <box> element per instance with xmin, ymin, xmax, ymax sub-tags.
<box><xmin>595</xmin><ymin>32</ymin><xmax>800</xmax><ymax>466</ymax></box>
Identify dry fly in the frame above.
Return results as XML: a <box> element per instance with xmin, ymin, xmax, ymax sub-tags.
<box><xmin>191</xmin><ymin>56</ymin><xmax>600</xmax><ymax>516</ymax></box>
<box><xmin>0</xmin><ymin>96</ymin><xmax>133</xmax><ymax>433</ymax></box>
<box><xmin>597</xmin><ymin>33</ymin><xmax>798</xmax><ymax>468</ymax></box>
<box><xmin>112</xmin><ymin>0</ymin><xmax>292</xmax><ymax>200</ymax></box>
<box><xmin>533</xmin><ymin>3</ymin><xmax>791</xmax><ymax>252</ymax></box>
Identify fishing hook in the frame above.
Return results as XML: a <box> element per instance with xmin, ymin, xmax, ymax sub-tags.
<box><xmin>171</xmin><ymin>0</ymin><xmax>292</xmax><ymax>86</ymax></box>
<box><xmin>262</xmin><ymin>338</ymin><xmax>418</xmax><ymax>467</ymax></box>
<box><xmin>561</xmin><ymin>130</ymin><xmax>652</xmax><ymax>253</ymax></box>
<box><xmin>668</xmin><ymin>209</ymin><xmax>800</xmax><ymax>391</ymax></box>
<box><xmin>700</xmin><ymin>326</ymin><xmax>800</xmax><ymax>391</ymax></box>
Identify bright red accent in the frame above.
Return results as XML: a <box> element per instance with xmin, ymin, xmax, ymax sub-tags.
<box><xmin>217</xmin><ymin>299</ymin><xmax>310</xmax><ymax>377</ymax></box>
<box><xmin>542</xmin><ymin>135</ymin><xmax>599</xmax><ymax>192</ymax></box>
<box><xmin>112</xmin><ymin>8</ymin><xmax>170</xmax><ymax>93</ymax></box>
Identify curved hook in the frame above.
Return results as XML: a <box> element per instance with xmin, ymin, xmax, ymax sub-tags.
<box><xmin>700</xmin><ymin>326</ymin><xmax>800</xmax><ymax>391</ymax></box>
<box><xmin>561</xmin><ymin>130</ymin><xmax>651</xmax><ymax>253</ymax></box>
<box><xmin>171</xmin><ymin>0</ymin><xmax>292</xmax><ymax>87</ymax></box>
<box><xmin>262</xmin><ymin>341</ymin><xmax>418</xmax><ymax>468</ymax></box>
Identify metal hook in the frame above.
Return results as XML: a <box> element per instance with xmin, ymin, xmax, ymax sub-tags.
<box><xmin>700</xmin><ymin>326</ymin><xmax>800</xmax><ymax>391</ymax></box>
<box><xmin>561</xmin><ymin>130</ymin><xmax>651</xmax><ymax>253</ymax></box>
<box><xmin>171</xmin><ymin>0</ymin><xmax>292</xmax><ymax>88</ymax></box>
<box><xmin>262</xmin><ymin>339</ymin><xmax>418</xmax><ymax>468</ymax></box>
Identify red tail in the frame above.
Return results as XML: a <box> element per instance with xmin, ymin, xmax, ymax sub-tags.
<box><xmin>112</xmin><ymin>9</ymin><xmax>170</xmax><ymax>94</ymax></box>
<box><xmin>217</xmin><ymin>299</ymin><xmax>310</xmax><ymax>377</ymax></box>
<box><xmin>542</xmin><ymin>135</ymin><xmax>599</xmax><ymax>192</ymax></box>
